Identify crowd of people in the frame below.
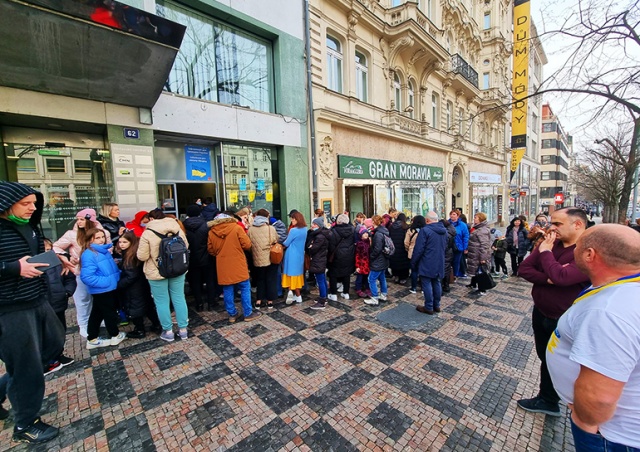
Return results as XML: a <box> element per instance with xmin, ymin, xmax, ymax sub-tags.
<box><xmin>1</xmin><ymin>180</ymin><xmax>639</xmax><ymax>449</ymax></box>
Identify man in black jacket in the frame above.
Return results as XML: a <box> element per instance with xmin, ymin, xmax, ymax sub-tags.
<box><xmin>0</xmin><ymin>182</ymin><xmax>65</xmax><ymax>444</ymax></box>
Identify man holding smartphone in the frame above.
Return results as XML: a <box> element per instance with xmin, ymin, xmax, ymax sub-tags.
<box><xmin>0</xmin><ymin>181</ymin><xmax>64</xmax><ymax>444</ymax></box>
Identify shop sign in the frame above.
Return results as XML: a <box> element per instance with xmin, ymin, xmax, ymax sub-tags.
<box><xmin>38</xmin><ymin>149</ymin><xmax>71</xmax><ymax>156</ymax></box>
<box><xmin>338</xmin><ymin>156</ymin><xmax>443</xmax><ymax>182</ymax></box>
<box><xmin>185</xmin><ymin>146</ymin><xmax>212</xmax><ymax>181</ymax></box>
<box><xmin>473</xmin><ymin>186</ymin><xmax>495</xmax><ymax>196</ymax></box>
<box><xmin>520</xmin><ymin>191</ymin><xmax>527</xmax><ymax>197</ymax></box>
<box><xmin>470</xmin><ymin>172</ymin><xmax>502</xmax><ymax>184</ymax></box>
<box><xmin>554</xmin><ymin>193</ymin><xmax>564</xmax><ymax>203</ymax></box>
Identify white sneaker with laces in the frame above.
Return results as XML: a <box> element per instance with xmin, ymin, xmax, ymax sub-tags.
<box><xmin>340</xmin><ymin>293</ymin><xmax>349</xmax><ymax>300</ymax></box>
<box><xmin>110</xmin><ymin>332</ymin><xmax>127</xmax><ymax>346</ymax></box>
<box><xmin>285</xmin><ymin>290</ymin><xmax>295</xmax><ymax>305</ymax></box>
<box><xmin>409</xmin><ymin>289</ymin><xmax>417</xmax><ymax>294</ymax></box>
<box><xmin>379</xmin><ymin>293</ymin><xmax>388</xmax><ymax>301</ymax></box>
<box><xmin>364</xmin><ymin>297</ymin><xmax>379</xmax><ymax>306</ymax></box>
<box><xmin>86</xmin><ymin>337</ymin><xmax>110</xmax><ymax>350</ymax></box>
<box><xmin>294</xmin><ymin>295</ymin><xmax>303</xmax><ymax>303</ymax></box>
<box><xmin>327</xmin><ymin>294</ymin><xmax>338</xmax><ymax>301</ymax></box>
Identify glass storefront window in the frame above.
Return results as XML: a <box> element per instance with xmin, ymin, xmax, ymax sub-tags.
<box><xmin>9</xmin><ymin>144</ymin><xmax>114</xmax><ymax>241</ymax></box>
<box><xmin>392</xmin><ymin>184</ymin><xmax>446</xmax><ymax>220</ymax></box>
<box><xmin>472</xmin><ymin>186</ymin><xmax>498</xmax><ymax>223</ymax></box>
<box><xmin>219</xmin><ymin>144</ymin><xmax>277</xmax><ymax>213</ymax></box>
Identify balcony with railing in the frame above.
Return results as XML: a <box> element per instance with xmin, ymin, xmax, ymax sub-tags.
<box><xmin>451</xmin><ymin>54</ymin><xmax>478</xmax><ymax>88</ymax></box>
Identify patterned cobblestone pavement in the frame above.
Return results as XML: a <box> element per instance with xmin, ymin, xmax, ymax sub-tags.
<box><xmin>0</xmin><ymin>276</ymin><xmax>575</xmax><ymax>451</ymax></box>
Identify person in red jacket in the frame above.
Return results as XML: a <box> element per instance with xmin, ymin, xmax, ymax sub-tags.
<box><xmin>516</xmin><ymin>207</ymin><xmax>590</xmax><ymax>417</ymax></box>
<box><xmin>125</xmin><ymin>210</ymin><xmax>149</xmax><ymax>237</ymax></box>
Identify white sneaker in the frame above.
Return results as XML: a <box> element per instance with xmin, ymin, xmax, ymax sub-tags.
<box><xmin>285</xmin><ymin>290</ymin><xmax>295</xmax><ymax>305</ymax></box>
<box><xmin>379</xmin><ymin>293</ymin><xmax>388</xmax><ymax>301</ymax></box>
<box><xmin>340</xmin><ymin>293</ymin><xmax>350</xmax><ymax>300</ymax></box>
<box><xmin>110</xmin><ymin>332</ymin><xmax>127</xmax><ymax>346</ymax></box>
<box><xmin>337</xmin><ymin>283</ymin><xmax>344</xmax><ymax>292</ymax></box>
<box><xmin>364</xmin><ymin>297</ymin><xmax>379</xmax><ymax>306</ymax></box>
<box><xmin>294</xmin><ymin>295</ymin><xmax>303</xmax><ymax>304</ymax></box>
<box><xmin>409</xmin><ymin>289</ymin><xmax>417</xmax><ymax>294</ymax></box>
<box><xmin>79</xmin><ymin>326</ymin><xmax>88</xmax><ymax>338</ymax></box>
<box><xmin>327</xmin><ymin>294</ymin><xmax>338</xmax><ymax>302</ymax></box>
<box><xmin>86</xmin><ymin>337</ymin><xmax>110</xmax><ymax>350</ymax></box>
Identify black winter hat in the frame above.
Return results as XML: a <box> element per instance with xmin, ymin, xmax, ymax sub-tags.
<box><xmin>0</xmin><ymin>182</ymin><xmax>37</xmax><ymax>213</ymax></box>
<box><xmin>186</xmin><ymin>204</ymin><xmax>202</xmax><ymax>218</ymax></box>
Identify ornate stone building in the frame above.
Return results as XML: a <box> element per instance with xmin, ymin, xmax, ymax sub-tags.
<box><xmin>310</xmin><ymin>0</ymin><xmax>513</xmax><ymax>223</ymax></box>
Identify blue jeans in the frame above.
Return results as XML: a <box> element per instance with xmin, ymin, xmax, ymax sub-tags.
<box><xmin>148</xmin><ymin>274</ymin><xmax>189</xmax><ymax>331</ymax></box>
<box><xmin>355</xmin><ymin>273</ymin><xmax>369</xmax><ymax>291</ymax></box>
<box><xmin>222</xmin><ymin>279</ymin><xmax>252</xmax><ymax>317</ymax></box>
<box><xmin>420</xmin><ymin>276</ymin><xmax>442</xmax><ymax>311</ymax></box>
<box><xmin>571</xmin><ymin>417</ymin><xmax>640</xmax><ymax>452</ymax></box>
<box><xmin>313</xmin><ymin>272</ymin><xmax>327</xmax><ymax>298</ymax></box>
<box><xmin>368</xmin><ymin>270</ymin><xmax>387</xmax><ymax>298</ymax></box>
<box><xmin>452</xmin><ymin>250</ymin><xmax>464</xmax><ymax>277</ymax></box>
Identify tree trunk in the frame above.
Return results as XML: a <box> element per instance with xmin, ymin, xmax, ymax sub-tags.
<box><xmin>617</xmin><ymin>118</ymin><xmax>640</xmax><ymax>223</ymax></box>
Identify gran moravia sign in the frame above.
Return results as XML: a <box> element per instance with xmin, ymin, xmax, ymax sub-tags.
<box><xmin>338</xmin><ymin>155</ymin><xmax>443</xmax><ymax>182</ymax></box>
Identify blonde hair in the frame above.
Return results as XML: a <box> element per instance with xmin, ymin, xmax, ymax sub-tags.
<box><xmin>101</xmin><ymin>203</ymin><xmax>119</xmax><ymax>218</ymax></box>
<box><xmin>475</xmin><ymin>212</ymin><xmax>487</xmax><ymax>222</ymax></box>
<box><xmin>372</xmin><ymin>215</ymin><xmax>383</xmax><ymax>226</ymax></box>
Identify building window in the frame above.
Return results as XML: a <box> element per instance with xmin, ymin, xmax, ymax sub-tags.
<box><xmin>426</xmin><ymin>0</ymin><xmax>433</xmax><ymax>18</ymax></box>
<box><xmin>240</xmin><ymin>158</ymin><xmax>246</xmax><ymax>167</ymax></box>
<box><xmin>469</xmin><ymin>113</ymin><xmax>475</xmax><ymax>141</ymax></box>
<box><xmin>392</xmin><ymin>0</ymin><xmax>403</xmax><ymax>5</ymax></box>
<box><xmin>355</xmin><ymin>50</ymin><xmax>368</xmax><ymax>102</ymax></box>
<box><xmin>254</xmin><ymin>168</ymin><xmax>259</xmax><ymax>178</ymax></box>
<box><xmin>263</xmin><ymin>168</ymin><xmax>269</xmax><ymax>178</ymax></box>
<box><xmin>393</xmin><ymin>73</ymin><xmax>402</xmax><ymax>111</ymax></box>
<box><xmin>483</xmin><ymin>12</ymin><xmax>491</xmax><ymax>29</ymax></box>
<box><xmin>458</xmin><ymin>108</ymin><xmax>465</xmax><ymax>135</ymax></box>
<box><xmin>46</xmin><ymin>158</ymin><xmax>66</xmax><ymax>173</ymax></box>
<box><xmin>157</xmin><ymin>1</ymin><xmax>273</xmax><ymax>112</ymax></box>
<box><xmin>542</xmin><ymin>139</ymin><xmax>556</xmax><ymax>148</ymax></box>
<box><xmin>408</xmin><ymin>80</ymin><xmax>415</xmax><ymax>118</ymax></box>
<box><xmin>446</xmin><ymin>101</ymin><xmax>452</xmax><ymax>131</ymax></box>
<box><xmin>532</xmin><ymin>113</ymin><xmax>539</xmax><ymax>132</ymax></box>
<box><xmin>263</xmin><ymin>152</ymin><xmax>269</xmax><ymax>161</ymax></box>
<box><xmin>482</xmin><ymin>72</ymin><xmax>490</xmax><ymax>89</ymax></box>
<box><xmin>17</xmin><ymin>158</ymin><xmax>37</xmax><ymax>173</ymax></box>
<box><xmin>231</xmin><ymin>156</ymin><xmax>237</xmax><ymax>166</ymax></box>
<box><xmin>326</xmin><ymin>35</ymin><xmax>343</xmax><ymax>93</ymax></box>
<box><xmin>542</xmin><ymin>122</ymin><xmax>557</xmax><ymax>133</ymax></box>
<box><xmin>431</xmin><ymin>93</ymin><xmax>439</xmax><ymax>129</ymax></box>
<box><xmin>74</xmin><ymin>160</ymin><xmax>93</xmax><ymax>173</ymax></box>
<box><xmin>232</xmin><ymin>174</ymin><xmax>238</xmax><ymax>184</ymax></box>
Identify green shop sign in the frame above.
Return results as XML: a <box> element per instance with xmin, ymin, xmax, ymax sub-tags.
<box><xmin>338</xmin><ymin>156</ymin><xmax>443</xmax><ymax>182</ymax></box>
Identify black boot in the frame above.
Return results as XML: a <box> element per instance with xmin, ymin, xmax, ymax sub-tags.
<box><xmin>442</xmin><ymin>278</ymin><xmax>450</xmax><ymax>293</ymax></box>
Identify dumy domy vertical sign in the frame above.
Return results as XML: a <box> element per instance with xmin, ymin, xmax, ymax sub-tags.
<box><xmin>510</xmin><ymin>0</ymin><xmax>531</xmax><ymax>181</ymax></box>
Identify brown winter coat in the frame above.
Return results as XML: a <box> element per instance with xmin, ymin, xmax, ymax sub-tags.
<box><xmin>466</xmin><ymin>221</ymin><xmax>493</xmax><ymax>276</ymax></box>
<box><xmin>207</xmin><ymin>217</ymin><xmax>251</xmax><ymax>285</ymax></box>
<box><xmin>247</xmin><ymin>219</ymin><xmax>278</xmax><ymax>268</ymax></box>
<box><xmin>404</xmin><ymin>228</ymin><xmax>420</xmax><ymax>259</ymax></box>
<box><xmin>137</xmin><ymin>217</ymin><xmax>190</xmax><ymax>281</ymax></box>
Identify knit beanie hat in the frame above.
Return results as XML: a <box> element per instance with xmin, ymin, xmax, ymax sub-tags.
<box><xmin>336</xmin><ymin>213</ymin><xmax>349</xmax><ymax>224</ymax></box>
<box><xmin>359</xmin><ymin>227</ymin><xmax>370</xmax><ymax>238</ymax></box>
<box><xmin>363</xmin><ymin>218</ymin><xmax>373</xmax><ymax>229</ymax></box>
<box><xmin>312</xmin><ymin>217</ymin><xmax>324</xmax><ymax>228</ymax></box>
<box><xmin>0</xmin><ymin>181</ymin><xmax>37</xmax><ymax>212</ymax></box>
<box><xmin>77</xmin><ymin>208</ymin><xmax>97</xmax><ymax>222</ymax></box>
<box><xmin>186</xmin><ymin>204</ymin><xmax>202</xmax><ymax>218</ymax></box>
<box><xmin>494</xmin><ymin>229</ymin><xmax>502</xmax><ymax>239</ymax></box>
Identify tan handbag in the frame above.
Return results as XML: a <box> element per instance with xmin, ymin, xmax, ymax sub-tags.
<box><xmin>269</xmin><ymin>228</ymin><xmax>284</xmax><ymax>264</ymax></box>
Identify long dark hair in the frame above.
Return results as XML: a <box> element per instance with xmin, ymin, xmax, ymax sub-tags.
<box><xmin>410</xmin><ymin>215</ymin><xmax>426</xmax><ymax>230</ymax></box>
<box><xmin>119</xmin><ymin>231</ymin><xmax>141</xmax><ymax>269</ymax></box>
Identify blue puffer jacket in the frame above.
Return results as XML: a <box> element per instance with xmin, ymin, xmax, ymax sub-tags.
<box><xmin>410</xmin><ymin>222</ymin><xmax>448</xmax><ymax>278</ymax></box>
<box><xmin>451</xmin><ymin>219</ymin><xmax>469</xmax><ymax>251</ymax></box>
<box><xmin>80</xmin><ymin>243</ymin><xmax>120</xmax><ymax>294</ymax></box>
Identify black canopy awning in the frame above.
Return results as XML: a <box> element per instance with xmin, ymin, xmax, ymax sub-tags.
<box><xmin>0</xmin><ymin>0</ymin><xmax>186</xmax><ymax>109</ymax></box>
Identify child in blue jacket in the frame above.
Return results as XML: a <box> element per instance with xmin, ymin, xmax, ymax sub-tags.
<box><xmin>80</xmin><ymin>228</ymin><xmax>126</xmax><ymax>350</ymax></box>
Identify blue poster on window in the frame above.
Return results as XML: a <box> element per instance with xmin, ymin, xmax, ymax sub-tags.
<box><xmin>185</xmin><ymin>146</ymin><xmax>212</xmax><ymax>181</ymax></box>
<box><xmin>239</xmin><ymin>178</ymin><xmax>247</xmax><ymax>191</ymax></box>
<box><xmin>256</xmin><ymin>179</ymin><xmax>265</xmax><ymax>190</ymax></box>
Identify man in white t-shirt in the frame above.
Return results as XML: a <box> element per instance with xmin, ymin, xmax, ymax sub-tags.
<box><xmin>547</xmin><ymin>224</ymin><xmax>640</xmax><ymax>450</ymax></box>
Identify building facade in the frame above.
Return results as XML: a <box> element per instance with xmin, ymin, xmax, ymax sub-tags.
<box><xmin>0</xmin><ymin>0</ymin><xmax>308</xmax><ymax>240</ymax></box>
<box><xmin>539</xmin><ymin>103</ymin><xmax>572</xmax><ymax>213</ymax></box>
<box><xmin>309</xmin><ymin>0</ymin><xmax>513</xmax><ymax>223</ymax></box>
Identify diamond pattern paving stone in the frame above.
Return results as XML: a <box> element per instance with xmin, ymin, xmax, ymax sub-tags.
<box><xmin>299</xmin><ymin>418</ymin><xmax>357</xmax><ymax>451</ymax></box>
<box><xmin>154</xmin><ymin>350</ymin><xmax>191</xmax><ymax>371</ymax></box>
<box><xmin>367</xmin><ymin>401</ymin><xmax>414</xmax><ymax>442</ymax></box>
<box><xmin>314</xmin><ymin>313</ymin><xmax>356</xmax><ymax>334</ymax></box>
<box><xmin>185</xmin><ymin>397</ymin><xmax>235</xmax><ymax>436</ymax></box>
<box><xmin>198</xmin><ymin>330</ymin><xmax>243</xmax><ymax>360</ymax></box>
<box><xmin>441</xmin><ymin>423</ymin><xmax>493</xmax><ymax>452</ymax></box>
<box><xmin>304</xmin><ymin>368</ymin><xmax>374</xmax><ymax>415</ymax></box>
<box><xmin>268</xmin><ymin>310</ymin><xmax>308</xmax><ymax>331</ymax></box>
<box><xmin>138</xmin><ymin>363</ymin><xmax>233</xmax><ymax>410</ymax></box>
<box><xmin>499</xmin><ymin>337</ymin><xmax>534</xmax><ymax>370</ymax></box>
<box><xmin>447</xmin><ymin>299</ymin><xmax>471</xmax><ymax>315</ymax></box>
<box><xmin>375</xmin><ymin>302</ymin><xmax>434</xmax><ymax>331</ymax></box>
<box><xmin>517</xmin><ymin>315</ymin><xmax>533</xmax><ymax>334</ymax></box>
<box><xmin>379</xmin><ymin>368</ymin><xmax>465</xmax><ymax>420</ymax></box>
<box><xmin>542</xmin><ymin>409</ymin><xmax>574</xmax><ymax>451</ymax></box>
<box><xmin>349</xmin><ymin>328</ymin><xmax>375</xmax><ymax>341</ymax></box>
<box><xmin>93</xmin><ymin>360</ymin><xmax>136</xmax><ymax>407</ymax></box>
<box><xmin>247</xmin><ymin>333</ymin><xmax>306</xmax><ymax>363</ymax></box>
<box><xmin>289</xmin><ymin>354</ymin><xmax>323</xmax><ymax>376</ymax></box>
<box><xmin>244</xmin><ymin>323</ymin><xmax>269</xmax><ymax>338</ymax></box>
<box><xmin>456</xmin><ymin>330</ymin><xmax>486</xmax><ymax>345</ymax></box>
<box><xmin>39</xmin><ymin>393</ymin><xmax>58</xmax><ymax>416</ymax></box>
<box><xmin>415</xmin><ymin>315</ymin><xmax>447</xmax><ymax>335</ymax></box>
<box><xmin>119</xmin><ymin>338</ymin><xmax>167</xmax><ymax>359</ymax></box>
<box><xmin>424</xmin><ymin>359</ymin><xmax>459</xmax><ymax>380</ymax></box>
<box><xmin>424</xmin><ymin>337</ymin><xmax>495</xmax><ymax>369</ymax></box>
<box><xmin>470</xmin><ymin>370</ymin><xmax>518</xmax><ymax>422</ymax></box>
<box><xmin>476</xmin><ymin>300</ymin><xmax>523</xmax><ymax>315</ymax></box>
<box><xmin>312</xmin><ymin>336</ymin><xmax>368</xmax><ymax>365</ymax></box>
<box><xmin>372</xmin><ymin>336</ymin><xmax>420</xmax><ymax>365</ymax></box>
<box><xmin>452</xmin><ymin>315</ymin><xmax>509</xmax><ymax>335</ymax></box>
<box><xmin>227</xmin><ymin>415</ymin><xmax>296</xmax><ymax>452</ymax></box>
<box><xmin>186</xmin><ymin>308</ymin><xmax>207</xmax><ymax>327</ymax></box>
<box><xmin>238</xmin><ymin>365</ymin><xmax>300</xmax><ymax>414</ymax></box>
<box><xmin>479</xmin><ymin>311</ymin><xmax>502</xmax><ymax>321</ymax></box>
<box><xmin>106</xmin><ymin>413</ymin><xmax>156</xmax><ymax>452</ymax></box>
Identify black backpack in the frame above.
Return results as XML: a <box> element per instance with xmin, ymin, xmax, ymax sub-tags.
<box><xmin>150</xmin><ymin>230</ymin><xmax>190</xmax><ymax>278</ymax></box>
<box><xmin>382</xmin><ymin>234</ymin><xmax>396</xmax><ymax>256</ymax></box>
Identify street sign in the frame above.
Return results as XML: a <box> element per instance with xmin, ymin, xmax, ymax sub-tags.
<box><xmin>554</xmin><ymin>193</ymin><xmax>564</xmax><ymax>203</ymax></box>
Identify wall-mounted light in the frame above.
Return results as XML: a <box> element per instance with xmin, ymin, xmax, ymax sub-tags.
<box><xmin>456</xmin><ymin>192</ymin><xmax>461</xmax><ymax>198</ymax></box>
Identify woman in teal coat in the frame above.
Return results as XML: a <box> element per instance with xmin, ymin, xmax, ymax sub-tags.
<box><xmin>283</xmin><ymin>212</ymin><xmax>308</xmax><ymax>304</ymax></box>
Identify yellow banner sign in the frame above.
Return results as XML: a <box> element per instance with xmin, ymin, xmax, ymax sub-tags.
<box><xmin>510</xmin><ymin>0</ymin><xmax>530</xmax><ymax>180</ymax></box>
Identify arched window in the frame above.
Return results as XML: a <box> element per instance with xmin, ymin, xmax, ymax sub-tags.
<box><xmin>355</xmin><ymin>50</ymin><xmax>368</xmax><ymax>102</ymax></box>
<box><xmin>326</xmin><ymin>35</ymin><xmax>343</xmax><ymax>93</ymax></box>
<box><xmin>431</xmin><ymin>92</ymin><xmax>440</xmax><ymax>129</ymax></box>
<box><xmin>446</xmin><ymin>101</ymin><xmax>452</xmax><ymax>131</ymax></box>
<box><xmin>408</xmin><ymin>80</ymin><xmax>415</xmax><ymax>118</ymax></box>
<box><xmin>393</xmin><ymin>73</ymin><xmax>402</xmax><ymax>110</ymax></box>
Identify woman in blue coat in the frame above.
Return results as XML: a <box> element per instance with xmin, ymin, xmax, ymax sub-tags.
<box><xmin>449</xmin><ymin>210</ymin><xmax>469</xmax><ymax>277</ymax></box>
<box><xmin>283</xmin><ymin>212</ymin><xmax>308</xmax><ymax>304</ymax></box>
<box><xmin>80</xmin><ymin>228</ymin><xmax>126</xmax><ymax>350</ymax></box>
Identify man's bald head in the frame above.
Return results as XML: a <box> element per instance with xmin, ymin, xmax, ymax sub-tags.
<box><xmin>577</xmin><ymin>224</ymin><xmax>640</xmax><ymax>268</ymax></box>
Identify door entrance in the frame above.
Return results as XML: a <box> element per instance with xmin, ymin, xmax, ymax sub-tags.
<box><xmin>157</xmin><ymin>183</ymin><xmax>218</xmax><ymax>219</ymax></box>
<box><xmin>345</xmin><ymin>185</ymin><xmax>374</xmax><ymax>220</ymax></box>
